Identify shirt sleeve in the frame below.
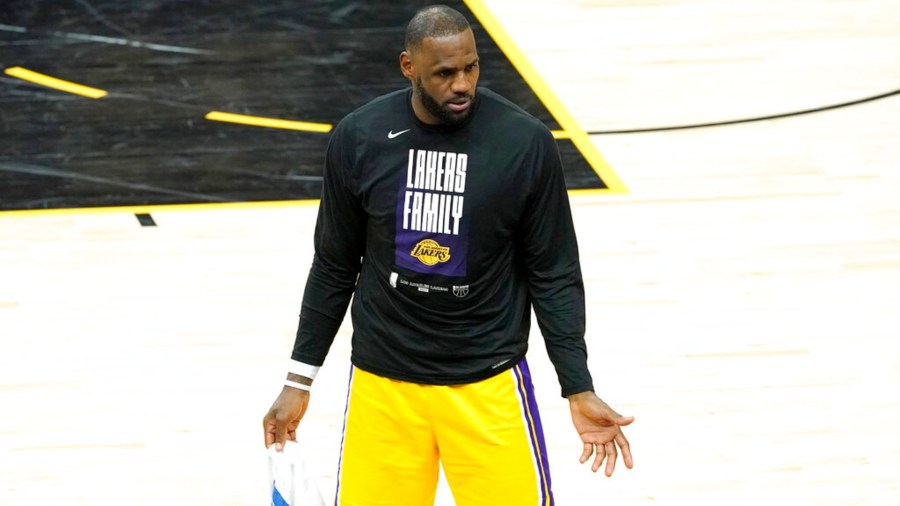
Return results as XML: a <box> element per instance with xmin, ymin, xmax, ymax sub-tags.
<box><xmin>518</xmin><ymin>127</ymin><xmax>594</xmax><ymax>397</ymax></box>
<box><xmin>291</xmin><ymin>114</ymin><xmax>366</xmax><ymax>366</ymax></box>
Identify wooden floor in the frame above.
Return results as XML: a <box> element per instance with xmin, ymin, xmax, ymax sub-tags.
<box><xmin>2</xmin><ymin>0</ymin><xmax>900</xmax><ymax>504</ymax></box>
<box><xmin>0</xmin><ymin>0</ymin><xmax>607</xmax><ymax>211</ymax></box>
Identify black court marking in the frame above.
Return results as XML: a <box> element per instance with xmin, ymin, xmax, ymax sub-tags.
<box><xmin>135</xmin><ymin>212</ymin><xmax>156</xmax><ymax>227</ymax></box>
<box><xmin>587</xmin><ymin>87</ymin><xmax>900</xmax><ymax>135</ymax></box>
<box><xmin>0</xmin><ymin>0</ymin><xmax>614</xmax><ymax>212</ymax></box>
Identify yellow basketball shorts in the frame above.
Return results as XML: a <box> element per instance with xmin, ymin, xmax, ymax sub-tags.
<box><xmin>334</xmin><ymin>358</ymin><xmax>554</xmax><ymax>506</ymax></box>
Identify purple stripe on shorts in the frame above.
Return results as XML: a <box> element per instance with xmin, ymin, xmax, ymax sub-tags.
<box><xmin>334</xmin><ymin>365</ymin><xmax>355</xmax><ymax>506</ymax></box>
<box><xmin>515</xmin><ymin>358</ymin><xmax>555</xmax><ymax>506</ymax></box>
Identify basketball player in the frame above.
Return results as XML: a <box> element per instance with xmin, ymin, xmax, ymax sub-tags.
<box><xmin>263</xmin><ymin>5</ymin><xmax>633</xmax><ymax>505</ymax></box>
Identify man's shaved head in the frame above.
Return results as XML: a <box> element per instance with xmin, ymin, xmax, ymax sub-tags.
<box><xmin>404</xmin><ymin>5</ymin><xmax>471</xmax><ymax>52</ymax></box>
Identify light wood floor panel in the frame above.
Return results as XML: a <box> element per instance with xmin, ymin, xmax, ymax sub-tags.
<box><xmin>2</xmin><ymin>1</ymin><xmax>899</xmax><ymax>504</ymax></box>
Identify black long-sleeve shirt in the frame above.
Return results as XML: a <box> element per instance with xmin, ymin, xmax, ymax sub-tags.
<box><xmin>292</xmin><ymin>87</ymin><xmax>593</xmax><ymax>397</ymax></box>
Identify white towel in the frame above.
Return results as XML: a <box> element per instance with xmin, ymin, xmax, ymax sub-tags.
<box><xmin>267</xmin><ymin>441</ymin><xmax>326</xmax><ymax>506</ymax></box>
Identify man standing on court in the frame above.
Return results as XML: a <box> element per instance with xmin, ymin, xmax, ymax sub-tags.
<box><xmin>263</xmin><ymin>5</ymin><xmax>633</xmax><ymax>504</ymax></box>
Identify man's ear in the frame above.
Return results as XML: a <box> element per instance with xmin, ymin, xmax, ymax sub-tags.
<box><xmin>400</xmin><ymin>51</ymin><xmax>415</xmax><ymax>80</ymax></box>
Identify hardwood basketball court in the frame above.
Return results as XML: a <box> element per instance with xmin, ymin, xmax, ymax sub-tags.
<box><xmin>1</xmin><ymin>1</ymin><xmax>899</xmax><ymax>504</ymax></box>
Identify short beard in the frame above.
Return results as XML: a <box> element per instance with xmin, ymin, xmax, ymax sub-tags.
<box><xmin>414</xmin><ymin>77</ymin><xmax>472</xmax><ymax>126</ymax></box>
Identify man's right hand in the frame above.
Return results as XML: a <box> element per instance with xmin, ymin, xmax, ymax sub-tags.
<box><xmin>263</xmin><ymin>385</ymin><xmax>311</xmax><ymax>450</ymax></box>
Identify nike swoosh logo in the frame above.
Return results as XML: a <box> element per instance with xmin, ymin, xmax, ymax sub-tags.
<box><xmin>388</xmin><ymin>129</ymin><xmax>411</xmax><ymax>139</ymax></box>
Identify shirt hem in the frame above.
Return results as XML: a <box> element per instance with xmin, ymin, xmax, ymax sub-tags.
<box><xmin>351</xmin><ymin>352</ymin><xmax>527</xmax><ymax>386</ymax></box>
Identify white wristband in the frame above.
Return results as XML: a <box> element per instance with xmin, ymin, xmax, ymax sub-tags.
<box><xmin>287</xmin><ymin>360</ymin><xmax>320</xmax><ymax>380</ymax></box>
<box><xmin>284</xmin><ymin>379</ymin><xmax>311</xmax><ymax>391</ymax></box>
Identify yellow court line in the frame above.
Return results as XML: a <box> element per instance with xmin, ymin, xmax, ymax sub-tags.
<box><xmin>0</xmin><ymin>188</ymin><xmax>614</xmax><ymax>218</ymax></box>
<box><xmin>569</xmin><ymin>188</ymin><xmax>618</xmax><ymax>198</ymax></box>
<box><xmin>462</xmin><ymin>0</ymin><xmax>628</xmax><ymax>194</ymax></box>
<box><xmin>205</xmin><ymin>111</ymin><xmax>333</xmax><ymax>133</ymax></box>
<box><xmin>551</xmin><ymin>130</ymin><xmax>569</xmax><ymax>139</ymax></box>
<box><xmin>0</xmin><ymin>199</ymin><xmax>320</xmax><ymax>219</ymax></box>
<box><xmin>4</xmin><ymin>66</ymin><xmax>108</xmax><ymax>99</ymax></box>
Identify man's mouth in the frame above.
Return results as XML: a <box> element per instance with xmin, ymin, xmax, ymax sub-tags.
<box><xmin>446</xmin><ymin>99</ymin><xmax>470</xmax><ymax>113</ymax></box>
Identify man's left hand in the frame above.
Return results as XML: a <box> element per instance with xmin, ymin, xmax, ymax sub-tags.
<box><xmin>567</xmin><ymin>391</ymin><xmax>634</xmax><ymax>477</ymax></box>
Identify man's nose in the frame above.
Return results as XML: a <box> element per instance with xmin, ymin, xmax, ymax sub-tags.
<box><xmin>450</xmin><ymin>71</ymin><xmax>470</xmax><ymax>94</ymax></box>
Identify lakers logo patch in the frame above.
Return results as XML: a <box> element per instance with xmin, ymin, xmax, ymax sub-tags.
<box><xmin>410</xmin><ymin>239</ymin><xmax>451</xmax><ymax>266</ymax></box>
